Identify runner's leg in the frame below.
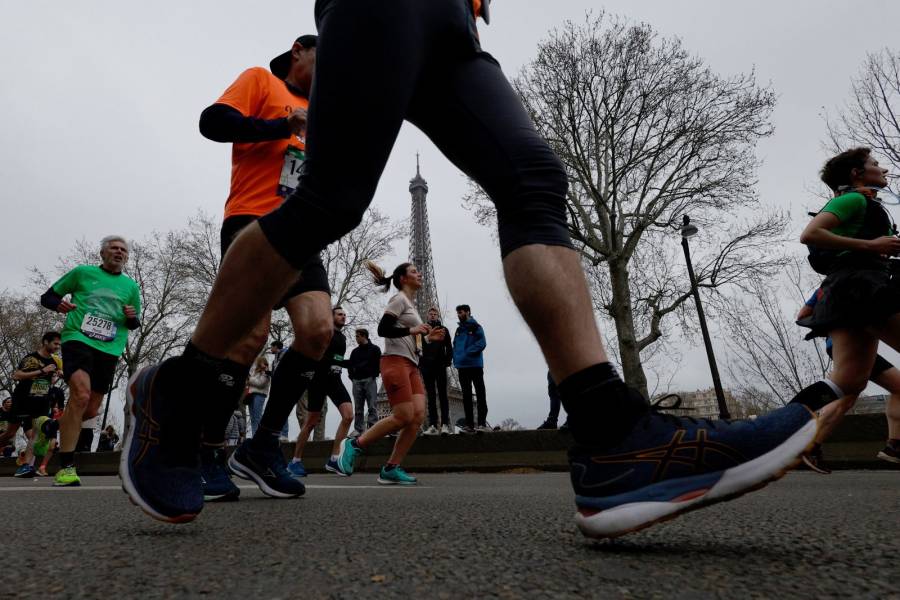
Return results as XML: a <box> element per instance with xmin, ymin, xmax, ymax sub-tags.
<box><xmin>815</xmin><ymin>329</ymin><xmax>877</xmax><ymax>444</ymax></box>
<box><xmin>293</xmin><ymin>412</ymin><xmax>320</xmax><ymax>461</ymax></box>
<box><xmin>253</xmin><ymin>291</ymin><xmax>331</xmax><ymax>443</ymax></box>
<box><xmin>871</xmin><ymin>367</ymin><xmax>900</xmax><ymax>441</ymax></box>
<box><xmin>58</xmin><ymin>370</ymin><xmax>91</xmax><ymax>459</ymax></box>
<box><xmin>386</xmin><ymin>398</ymin><xmax>426</xmax><ymax>465</ymax></box>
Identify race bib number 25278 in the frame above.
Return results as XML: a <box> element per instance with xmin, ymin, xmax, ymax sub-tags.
<box><xmin>81</xmin><ymin>314</ymin><xmax>117</xmax><ymax>342</ymax></box>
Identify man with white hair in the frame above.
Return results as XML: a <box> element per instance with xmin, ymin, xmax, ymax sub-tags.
<box><xmin>39</xmin><ymin>235</ymin><xmax>141</xmax><ymax>486</ymax></box>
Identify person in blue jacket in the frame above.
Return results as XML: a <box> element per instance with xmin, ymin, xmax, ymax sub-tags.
<box><xmin>453</xmin><ymin>305</ymin><xmax>488</xmax><ymax>432</ymax></box>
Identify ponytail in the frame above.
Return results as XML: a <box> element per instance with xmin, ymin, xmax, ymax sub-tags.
<box><xmin>366</xmin><ymin>261</ymin><xmax>392</xmax><ymax>293</ymax></box>
<box><xmin>366</xmin><ymin>260</ymin><xmax>413</xmax><ymax>293</ymax></box>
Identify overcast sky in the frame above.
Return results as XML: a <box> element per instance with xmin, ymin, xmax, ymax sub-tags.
<box><xmin>2</xmin><ymin>1</ymin><xmax>900</xmax><ymax>432</ymax></box>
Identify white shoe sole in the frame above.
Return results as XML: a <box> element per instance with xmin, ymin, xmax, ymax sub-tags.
<box><xmin>226</xmin><ymin>454</ymin><xmax>301</xmax><ymax>499</ymax></box>
<box><xmin>574</xmin><ymin>415</ymin><xmax>817</xmax><ymax>539</ymax></box>
<box><xmin>119</xmin><ymin>367</ymin><xmax>198</xmax><ymax>524</ymax></box>
<box><xmin>376</xmin><ymin>477</ymin><xmax>417</xmax><ymax>486</ymax></box>
<box><xmin>876</xmin><ymin>450</ymin><xmax>900</xmax><ymax>464</ymax></box>
<box><xmin>325</xmin><ymin>463</ymin><xmax>349</xmax><ymax>476</ymax></box>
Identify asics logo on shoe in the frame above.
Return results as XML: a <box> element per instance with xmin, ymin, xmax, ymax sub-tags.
<box><xmin>588</xmin><ymin>429</ymin><xmax>747</xmax><ymax>483</ymax></box>
<box><xmin>134</xmin><ymin>396</ymin><xmax>161</xmax><ymax>465</ymax></box>
<box><xmin>570</xmin><ymin>465</ymin><xmax>636</xmax><ymax>491</ymax></box>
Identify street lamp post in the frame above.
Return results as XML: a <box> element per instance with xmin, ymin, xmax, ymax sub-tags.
<box><xmin>680</xmin><ymin>215</ymin><xmax>731</xmax><ymax>419</ymax></box>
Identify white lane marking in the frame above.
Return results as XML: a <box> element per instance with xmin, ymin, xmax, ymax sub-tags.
<box><xmin>0</xmin><ymin>484</ymin><xmax>424</xmax><ymax>492</ymax></box>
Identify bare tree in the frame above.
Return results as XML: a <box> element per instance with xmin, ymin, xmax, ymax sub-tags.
<box><xmin>825</xmin><ymin>48</ymin><xmax>900</xmax><ymax>176</ymax></box>
<box><xmin>720</xmin><ymin>258</ymin><xmax>829</xmax><ymax>406</ymax></box>
<box><xmin>465</xmin><ymin>12</ymin><xmax>786</xmax><ymax>397</ymax></box>
<box><xmin>178</xmin><ymin>210</ymin><xmax>221</xmax><ymax>324</ymax></box>
<box><xmin>322</xmin><ymin>208</ymin><xmax>406</xmax><ymax>330</ymax></box>
<box><xmin>498</xmin><ymin>418</ymin><xmax>523</xmax><ymax>431</ymax></box>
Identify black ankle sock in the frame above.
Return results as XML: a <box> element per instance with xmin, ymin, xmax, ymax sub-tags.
<box><xmin>257</xmin><ymin>348</ymin><xmax>318</xmax><ymax>433</ymax></box>
<box><xmin>200</xmin><ymin>359</ymin><xmax>248</xmax><ymax>447</ymax></box>
<box><xmin>788</xmin><ymin>380</ymin><xmax>840</xmax><ymax>411</ymax></box>
<box><xmin>888</xmin><ymin>438</ymin><xmax>899</xmax><ymax>449</ymax></box>
<box><xmin>155</xmin><ymin>348</ymin><xmax>223</xmax><ymax>464</ymax></box>
<box><xmin>58</xmin><ymin>451</ymin><xmax>75</xmax><ymax>468</ymax></box>
<box><xmin>558</xmin><ymin>363</ymin><xmax>649</xmax><ymax>448</ymax></box>
<box><xmin>384</xmin><ymin>463</ymin><xmax>398</xmax><ymax>471</ymax></box>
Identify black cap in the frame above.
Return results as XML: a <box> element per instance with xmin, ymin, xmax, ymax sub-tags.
<box><xmin>269</xmin><ymin>35</ymin><xmax>317</xmax><ymax>80</ymax></box>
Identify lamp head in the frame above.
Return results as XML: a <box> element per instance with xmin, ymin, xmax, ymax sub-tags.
<box><xmin>681</xmin><ymin>215</ymin><xmax>699</xmax><ymax>239</ymax></box>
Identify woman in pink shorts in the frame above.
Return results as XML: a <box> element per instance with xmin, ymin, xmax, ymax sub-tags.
<box><xmin>333</xmin><ymin>261</ymin><xmax>445</xmax><ymax>484</ymax></box>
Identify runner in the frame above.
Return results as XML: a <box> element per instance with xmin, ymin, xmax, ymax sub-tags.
<box><xmin>7</xmin><ymin>331</ymin><xmax>61</xmax><ymax>478</ymax></box>
<box><xmin>123</xmin><ymin>2</ymin><xmax>819</xmax><ymax>537</ymax></box>
<box><xmin>332</xmin><ymin>262</ymin><xmax>444</xmax><ymax>485</ymax></box>
<box><xmin>798</xmin><ymin>147</ymin><xmax>900</xmax><ymax>472</ymax></box>
<box><xmin>189</xmin><ymin>34</ymin><xmax>331</xmax><ymax>503</ymax></box>
<box><xmin>40</xmin><ymin>236</ymin><xmax>140</xmax><ymax>487</ymax></box>
<box><xmin>269</xmin><ymin>306</ymin><xmax>353</xmax><ymax>479</ymax></box>
<box><xmin>798</xmin><ymin>294</ymin><xmax>900</xmax><ymax>471</ymax></box>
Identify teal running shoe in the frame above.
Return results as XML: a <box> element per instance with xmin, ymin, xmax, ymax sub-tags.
<box><xmin>377</xmin><ymin>465</ymin><xmax>417</xmax><ymax>485</ymax></box>
<box><xmin>335</xmin><ymin>438</ymin><xmax>359</xmax><ymax>476</ymax></box>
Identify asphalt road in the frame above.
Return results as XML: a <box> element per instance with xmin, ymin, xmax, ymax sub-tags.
<box><xmin>1</xmin><ymin>471</ymin><xmax>897</xmax><ymax>599</ymax></box>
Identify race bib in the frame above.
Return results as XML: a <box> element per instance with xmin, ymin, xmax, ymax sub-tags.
<box><xmin>30</xmin><ymin>379</ymin><xmax>50</xmax><ymax>397</ymax></box>
<box><xmin>81</xmin><ymin>313</ymin><xmax>117</xmax><ymax>342</ymax></box>
<box><xmin>277</xmin><ymin>146</ymin><xmax>305</xmax><ymax>197</ymax></box>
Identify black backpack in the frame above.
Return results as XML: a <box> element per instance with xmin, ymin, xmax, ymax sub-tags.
<box><xmin>806</xmin><ymin>192</ymin><xmax>893</xmax><ymax>275</ymax></box>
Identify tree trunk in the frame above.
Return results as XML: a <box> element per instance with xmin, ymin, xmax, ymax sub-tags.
<box><xmin>608</xmin><ymin>260</ymin><xmax>650</xmax><ymax>399</ymax></box>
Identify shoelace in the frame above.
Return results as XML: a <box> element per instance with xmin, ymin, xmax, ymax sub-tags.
<box><xmin>647</xmin><ymin>393</ymin><xmax>733</xmax><ymax>429</ymax></box>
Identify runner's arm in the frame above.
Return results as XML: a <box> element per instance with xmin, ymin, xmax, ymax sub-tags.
<box><xmin>39</xmin><ymin>287</ymin><xmax>63</xmax><ymax>311</ymax></box>
<box><xmin>377</xmin><ymin>314</ymin><xmax>410</xmax><ymax>339</ymax></box>
<box><xmin>199</xmin><ymin>104</ymin><xmax>291</xmax><ymax>143</ymax></box>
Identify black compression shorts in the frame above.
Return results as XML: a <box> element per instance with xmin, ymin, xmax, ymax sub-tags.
<box><xmin>258</xmin><ymin>0</ymin><xmax>571</xmax><ymax>269</ymax></box>
<box><xmin>307</xmin><ymin>372</ymin><xmax>351</xmax><ymax>413</ymax></box>
<box><xmin>220</xmin><ymin>215</ymin><xmax>330</xmax><ymax>306</ymax></box>
<box><xmin>61</xmin><ymin>341</ymin><xmax>118</xmax><ymax>393</ymax></box>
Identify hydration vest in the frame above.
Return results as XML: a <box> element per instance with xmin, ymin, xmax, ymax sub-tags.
<box><xmin>806</xmin><ymin>190</ymin><xmax>894</xmax><ymax>275</ymax></box>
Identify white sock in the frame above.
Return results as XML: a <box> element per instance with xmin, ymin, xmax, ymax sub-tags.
<box><xmin>330</xmin><ymin>454</ymin><xmax>338</xmax><ymax>461</ymax></box>
<box><xmin>823</xmin><ymin>378</ymin><xmax>844</xmax><ymax>398</ymax></box>
<box><xmin>291</xmin><ymin>457</ymin><xmax>302</xmax><ymax>464</ymax></box>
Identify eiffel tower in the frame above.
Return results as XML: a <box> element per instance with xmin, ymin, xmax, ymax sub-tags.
<box><xmin>408</xmin><ymin>154</ymin><xmax>439</xmax><ymax>318</ymax></box>
<box><xmin>375</xmin><ymin>156</ymin><xmax>464</xmax><ymax>427</ymax></box>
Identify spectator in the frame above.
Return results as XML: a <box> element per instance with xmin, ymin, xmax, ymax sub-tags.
<box><xmin>453</xmin><ymin>304</ymin><xmax>488</xmax><ymax>433</ymax></box>
<box><xmin>420</xmin><ymin>307</ymin><xmax>453</xmax><ymax>435</ymax></box>
<box><xmin>538</xmin><ymin>371</ymin><xmax>568</xmax><ymax>430</ymax></box>
<box><xmin>0</xmin><ymin>397</ymin><xmax>14</xmax><ymax>458</ymax></box>
<box><xmin>269</xmin><ymin>340</ymin><xmax>286</xmax><ymax>373</ymax></box>
<box><xmin>224</xmin><ymin>408</ymin><xmax>246</xmax><ymax>448</ymax></box>
<box><xmin>347</xmin><ymin>328</ymin><xmax>381</xmax><ymax>437</ymax></box>
<box><xmin>96</xmin><ymin>425</ymin><xmax>119</xmax><ymax>452</ymax></box>
<box><xmin>246</xmin><ymin>356</ymin><xmax>271</xmax><ymax>437</ymax></box>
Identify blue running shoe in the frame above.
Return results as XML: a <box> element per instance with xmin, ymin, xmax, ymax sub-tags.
<box><xmin>334</xmin><ymin>438</ymin><xmax>359</xmax><ymax>476</ymax></box>
<box><xmin>570</xmin><ymin>402</ymin><xmax>817</xmax><ymax>539</ymax></box>
<box><xmin>119</xmin><ymin>363</ymin><xmax>203</xmax><ymax>524</ymax></box>
<box><xmin>287</xmin><ymin>460</ymin><xmax>307</xmax><ymax>478</ymax></box>
<box><xmin>14</xmin><ymin>464</ymin><xmax>36</xmax><ymax>478</ymax></box>
<box><xmin>228</xmin><ymin>440</ymin><xmax>305</xmax><ymax>498</ymax></box>
<box><xmin>325</xmin><ymin>457</ymin><xmax>347</xmax><ymax>476</ymax></box>
<box><xmin>200</xmin><ymin>449</ymin><xmax>240</xmax><ymax>502</ymax></box>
